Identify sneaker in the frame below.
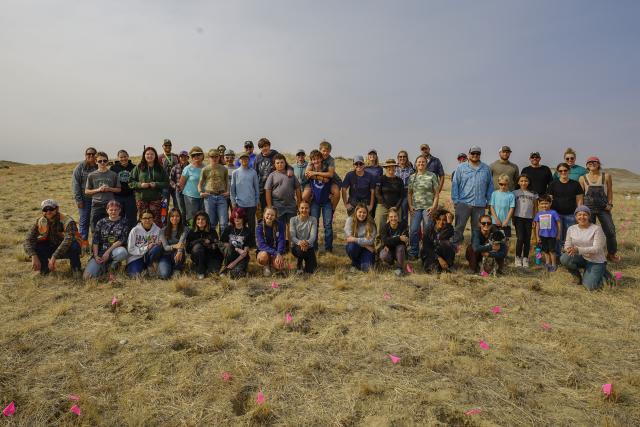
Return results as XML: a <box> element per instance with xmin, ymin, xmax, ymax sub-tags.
<box><xmin>522</xmin><ymin>257</ymin><xmax>529</xmax><ymax>268</ymax></box>
<box><xmin>514</xmin><ymin>256</ymin><xmax>522</xmax><ymax>267</ymax></box>
<box><xmin>548</xmin><ymin>265</ymin><xmax>558</xmax><ymax>272</ymax></box>
<box><xmin>197</xmin><ymin>274</ymin><xmax>205</xmax><ymax>280</ymax></box>
<box><xmin>394</xmin><ymin>268</ymin><xmax>403</xmax><ymax>277</ymax></box>
<box><xmin>263</xmin><ymin>266</ymin><xmax>272</xmax><ymax>277</ymax></box>
<box><xmin>296</xmin><ymin>269</ymin><xmax>304</xmax><ymax>275</ymax></box>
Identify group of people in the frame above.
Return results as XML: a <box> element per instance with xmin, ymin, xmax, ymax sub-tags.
<box><xmin>25</xmin><ymin>139</ymin><xmax>619</xmax><ymax>290</ymax></box>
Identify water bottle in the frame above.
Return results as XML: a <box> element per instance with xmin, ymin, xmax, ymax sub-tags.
<box><xmin>161</xmin><ymin>199</ymin><xmax>168</xmax><ymax>225</ymax></box>
<box><xmin>534</xmin><ymin>246</ymin><xmax>543</xmax><ymax>265</ymax></box>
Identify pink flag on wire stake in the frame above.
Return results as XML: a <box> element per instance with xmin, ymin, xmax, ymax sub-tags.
<box><xmin>220</xmin><ymin>372</ymin><xmax>233</xmax><ymax>382</ymax></box>
<box><xmin>465</xmin><ymin>408</ymin><xmax>482</xmax><ymax>416</ymax></box>
<box><xmin>406</xmin><ymin>263</ymin><xmax>414</xmax><ymax>274</ymax></box>
<box><xmin>271</xmin><ymin>281</ymin><xmax>279</xmax><ymax>289</ymax></box>
<box><xmin>388</xmin><ymin>354</ymin><xmax>401</xmax><ymax>364</ymax></box>
<box><xmin>111</xmin><ymin>296</ymin><xmax>118</xmax><ymax>306</ymax></box>
<box><xmin>285</xmin><ymin>312</ymin><xmax>293</xmax><ymax>324</ymax></box>
<box><xmin>614</xmin><ymin>272</ymin><xmax>622</xmax><ymax>280</ymax></box>
<box><xmin>602</xmin><ymin>383</ymin><xmax>613</xmax><ymax>396</ymax></box>
<box><xmin>481</xmin><ymin>271</ymin><xmax>489</xmax><ymax>277</ymax></box>
<box><xmin>256</xmin><ymin>391</ymin><xmax>265</xmax><ymax>405</ymax></box>
<box><xmin>491</xmin><ymin>306</ymin><xmax>502</xmax><ymax>314</ymax></box>
<box><xmin>69</xmin><ymin>395</ymin><xmax>80</xmax><ymax>401</ymax></box>
<box><xmin>541</xmin><ymin>322</ymin><xmax>552</xmax><ymax>331</ymax></box>
<box><xmin>70</xmin><ymin>405</ymin><xmax>81</xmax><ymax>416</ymax></box>
<box><xmin>2</xmin><ymin>401</ymin><xmax>16</xmax><ymax>417</ymax></box>
<box><xmin>383</xmin><ymin>292</ymin><xmax>391</xmax><ymax>301</ymax></box>
<box><xmin>478</xmin><ymin>340</ymin><xmax>490</xmax><ymax>350</ymax></box>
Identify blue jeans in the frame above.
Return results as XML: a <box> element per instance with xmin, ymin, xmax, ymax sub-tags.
<box><xmin>400</xmin><ymin>196</ymin><xmax>409</xmax><ymax>224</ymax></box>
<box><xmin>560</xmin><ymin>253</ymin><xmax>606</xmax><ymax>291</ymax></box>
<box><xmin>126</xmin><ymin>245</ymin><xmax>163</xmax><ymax>277</ymax></box>
<box><xmin>84</xmin><ymin>247</ymin><xmax>128</xmax><ymax>278</ymax></box>
<box><xmin>310</xmin><ymin>202</ymin><xmax>333</xmax><ymax>251</ymax></box>
<box><xmin>183</xmin><ymin>195</ymin><xmax>203</xmax><ymax>226</ymax></box>
<box><xmin>157</xmin><ymin>251</ymin><xmax>185</xmax><ymax>279</ymax></box>
<box><xmin>556</xmin><ymin>214</ymin><xmax>577</xmax><ymax>256</ymax></box>
<box><xmin>175</xmin><ymin>190</ymin><xmax>186</xmax><ymax>219</ymax></box>
<box><xmin>35</xmin><ymin>240</ymin><xmax>81</xmax><ymax>274</ymax></box>
<box><xmin>77</xmin><ymin>199</ymin><xmax>92</xmax><ymax>240</ymax></box>
<box><xmin>345</xmin><ymin>242</ymin><xmax>374</xmax><ymax>271</ymax></box>
<box><xmin>204</xmin><ymin>194</ymin><xmax>228</xmax><ymax>234</ymax></box>
<box><xmin>409</xmin><ymin>209</ymin><xmax>430</xmax><ymax>257</ymax></box>
<box><xmin>162</xmin><ymin>188</ymin><xmax>178</xmax><ymax>211</ymax></box>
<box><xmin>591</xmin><ymin>209</ymin><xmax>617</xmax><ymax>255</ymax></box>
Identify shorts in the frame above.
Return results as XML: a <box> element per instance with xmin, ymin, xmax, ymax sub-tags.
<box><xmin>539</xmin><ymin>236</ymin><xmax>556</xmax><ymax>253</ymax></box>
<box><xmin>499</xmin><ymin>225</ymin><xmax>511</xmax><ymax>238</ymax></box>
<box><xmin>332</xmin><ymin>173</ymin><xmax>342</xmax><ymax>187</ymax></box>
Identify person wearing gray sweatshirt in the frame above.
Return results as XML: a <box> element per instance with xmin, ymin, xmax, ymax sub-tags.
<box><xmin>344</xmin><ymin>204</ymin><xmax>377</xmax><ymax>272</ymax></box>
<box><xmin>72</xmin><ymin>147</ymin><xmax>99</xmax><ymax>243</ymax></box>
<box><xmin>289</xmin><ymin>202</ymin><xmax>318</xmax><ymax>273</ymax></box>
<box><xmin>230</xmin><ymin>153</ymin><xmax>260</xmax><ymax>244</ymax></box>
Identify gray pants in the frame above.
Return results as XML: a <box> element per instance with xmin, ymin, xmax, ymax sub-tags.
<box><xmin>453</xmin><ymin>203</ymin><xmax>486</xmax><ymax>245</ymax></box>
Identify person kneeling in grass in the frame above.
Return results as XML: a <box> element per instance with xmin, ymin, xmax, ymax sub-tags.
<box><xmin>378</xmin><ymin>207</ymin><xmax>409</xmax><ymax>276</ymax></box>
<box><xmin>126</xmin><ymin>209</ymin><xmax>163</xmax><ymax>277</ymax></box>
<box><xmin>158</xmin><ymin>208</ymin><xmax>188</xmax><ymax>279</ymax></box>
<box><xmin>186</xmin><ymin>210</ymin><xmax>223</xmax><ymax>280</ymax></box>
<box><xmin>84</xmin><ymin>200</ymin><xmax>129</xmax><ymax>279</ymax></box>
<box><xmin>344</xmin><ymin>204</ymin><xmax>377</xmax><ymax>273</ymax></box>
<box><xmin>421</xmin><ymin>208</ymin><xmax>455</xmax><ymax>273</ymax></box>
<box><xmin>221</xmin><ymin>207</ymin><xmax>254</xmax><ymax>279</ymax></box>
<box><xmin>256</xmin><ymin>206</ymin><xmax>286</xmax><ymax>277</ymax></box>
<box><xmin>465</xmin><ymin>214</ymin><xmax>507</xmax><ymax>275</ymax></box>
<box><xmin>290</xmin><ymin>201</ymin><xmax>318</xmax><ymax>274</ymax></box>
<box><xmin>24</xmin><ymin>199</ymin><xmax>82</xmax><ymax>277</ymax></box>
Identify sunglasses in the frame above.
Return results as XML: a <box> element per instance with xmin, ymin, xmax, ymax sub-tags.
<box><xmin>587</xmin><ymin>161</ymin><xmax>599</xmax><ymax>165</ymax></box>
<box><xmin>42</xmin><ymin>207</ymin><xmax>56</xmax><ymax>212</ymax></box>
<box><xmin>530</xmin><ymin>156</ymin><xmax>540</xmax><ymax>159</ymax></box>
<box><xmin>191</xmin><ymin>154</ymin><xmax>203</xmax><ymax>158</ymax></box>
<box><xmin>480</xmin><ymin>221</ymin><xmax>492</xmax><ymax>226</ymax></box>
<box><xmin>397</xmin><ymin>155</ymin><xmax>407</xmax><ymax>158</ymax></box>
<box><xmin>354</xmin><ymin>162</ymin><xmax>364</xmax><ymax>166</ymax></box>
<box><xmin>97</xmin><ymin>159</ymin><xmax>109</xmax><ymax>164</ymax></box>
<box><xmin>141</xmin><ymin>216</ymin><xmax>154</xmax><ymax>220</ymax></box>
<box><xmin>85</xmin><ymin>152</ymin><xmax>96</xmax><ymax>156</ymax></box>
<box><xmin>558</xmin><ymin>169</ymin><xmax>569</xmax><ymax>173</ymax></box>
<box><xmin>498</xmin><ymin>183</ymin><xmax>508</xmax><ymax>186</ymax></box>
<box><xmin>469</xmin><ymin>152</ymin><xmax>481</xmax><ymax>156</ymax></box>
<box><xmin>565</xmin><ymin>157</ymin><xmax>575</xmax><ymax>161</ymax></box>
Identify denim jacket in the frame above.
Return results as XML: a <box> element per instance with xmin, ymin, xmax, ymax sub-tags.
<box><xmin>451</xmin><ymin>162</ymin><xmax>494</xmax><ymax>207</ymax></box>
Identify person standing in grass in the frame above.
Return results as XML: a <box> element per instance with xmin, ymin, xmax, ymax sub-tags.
<box><xmin>158</xmin><ymin>139</ymin><xmax>179</xmax><ymax>209</ymax></box>
<box><xmin>265</xmin><ymin>153</ymin><xmax>302</xmax><ymax>245</ymax></box>
<box><xmin>158</xmin><ymin>208</ymin><xmax>188</xmax><ymax>280</ymax></box>
<box><xmin>84</xmin><ymin>200</ymin><xmax>129</xmax><ymax>279</ymax></box>
<box><xmin>230</xmin><ymin>152</ymin><xmax>260</xmax><ymax>243</ymax></box>
<box><xmin>85</xmin><ymin>151</ymin><xmax>121</xmax><ymax>232</ymax></box>
<box><xmin>553</xmin><ymin>148</ymin><xmax>587</xmax><ymax>182</ymax></box>
<box><xmin>126</xmin><ymin>209</ymin><xmax>163</xmax><ymax>277</ymax></box>
<box><xmin>186</xmin><ymin>211</ymin><xmax>223</xmax><ymax>280</ymax></box>
<box><xmin>178</xmin><ymin>146</ymin><xmax>205</xmax><ymax>226</ymax></box>
<box><xmin>561</xmin><ymin>205</ymin><xmax>610</xmax><ymax>290</ymax></box>
<box><xmin>199</xmin><ymin>149</ymin><xmax>229</xmax><ymax>235</ymax></box>
<box><xmin>221</xmin><ymin>207</ymin><xmax>254</xmax><ymax>279</ymax></box>
<box><xmin>256</xmin><ymin>206</ymin><xmax>287</xmax><ymax>277</ymax></box>
<box><xmin>378</xmin><ymin>207</ymin><xmax>409</xmax><ymax>276</ymax></box>
<box><xmin>292</xmin><ymin>149</ymin><xmax>309</xmax><ymax>195</ymax></box>
<box><xmin>465</xmin><ymin>214</ymin><xmax>507</xmax><ymax>275</ymax></box>
<box><xmin>489</xmin><ymin>174</ymin><xmax>515</xmax><ymax>257</ymax></box>
<box><xmin>308</xmin><ymin>149</ymin><xmax>334</xmax><ymax>253</ymax></box>
<box><xmin>234</xmin><ymin>140</ymin><xmax>257</xmax><ymax>168</ymax></box>
<box><xmin>130</xmin><ymin>147</ymin><xmax>169</xmax><ymax>228</ymax></box>
<box><xmin>533</xmin><ymin>195</ymin><xmax>561</xmax><ymax>272</ymax></box>
<box><xmin>512</xmin><ymin>174</ymin><xmax>538</xmax><ymax>268</ymax></box>
<box><xmin>24</xmin><ymin>199</ymin><xmax>82</xmax><ymax>277</ymax></box>
<box><xmin>169</xmin><ymin>150</ymin><xmax>190</xmax><ymax>219</ymax></box>
<box><xmin>395</xmin><ymin>150</ymin><xmax>415</xmax><ymax>223</ymax></box>
<box><xmin>407</xmin><ymin>155</ymin><xmax>440</xmax><ymax>259</ymax></box>
<box><xmin>341</xmin><ymin>155</ymin><xmax>376</xmax><ymax>216</ymax></box>
<box><xmin>490</xmin><ymin>145</ymin><xmax>519</xmax><ymax>191</ymax></box>
<box><xmin>421</xmin><ymin>208</ymin><xmax>455</xmax><ymax>273</ymax></box>
<box><xmin>344</xmin><ymin>204</ymin><xmax>377</xmax><ymax>272</ymax></box>
<box><xmin>72</xmin><ymin>147</ymin><xmax>98</xmax><ymax>246</ymax></box>
<box><xmin>520</xmin><ymin>152</ymin><xmax>552</xmax><ymax>196</ymax></box>
<box><xmin>290</xmin><ymin>201</ymin><xmax>318</xmax><ymax>274</ymax></box>
<box><xmin>224</xmin><ymin>149</ymin><xmax>237</xmax><ymax>217</ymax></box>
<box><xmin>111</xmin><ymin>149</ymin><xmax>137</xmax><ymax>228</ymax></box>
<box><xmin>547</xmin><ymin>162</ymin><xmax>584</xmax><ymax>257</ymax></box>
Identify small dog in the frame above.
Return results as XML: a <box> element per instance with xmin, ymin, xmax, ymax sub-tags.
<box><xmin>481</xmin><ymin>230</ymin><xmax>505</xmax><ymax>277</ymax></box>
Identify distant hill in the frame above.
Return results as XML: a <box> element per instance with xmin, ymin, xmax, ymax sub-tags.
<box><xmin>0</xmin><ymin>160</ymin><xmax>26</xmax><ymax>168</ymax></box>
<box><xmin>607</xmin><ymin>168</ymin><xmax>640</xmax><ymax>192</ymax></box>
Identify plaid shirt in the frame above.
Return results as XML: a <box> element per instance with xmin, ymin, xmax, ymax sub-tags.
<box><xmin>170</xmin><ymin>162</ymin><xmax>186</xmax><ymax>191</ymax></box>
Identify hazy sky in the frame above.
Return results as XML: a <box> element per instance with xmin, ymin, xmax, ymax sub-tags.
<box><xmin>2</xmin><ymin>0</ymin><xmax>639</xmax><ymax>172</ymax></box>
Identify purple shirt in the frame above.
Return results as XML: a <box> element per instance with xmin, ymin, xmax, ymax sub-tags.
<box><xmin>534</xmin><ymin>209</ymin><xmax>561</xmax><ymax>238</ymax></box>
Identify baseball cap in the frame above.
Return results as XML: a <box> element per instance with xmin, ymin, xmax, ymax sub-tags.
<box><xmin>530</xmin><ymin>152</ymin><xmax>541</xmax><ymax>158</ymax></box>
<box><xmin>586</xmin><ymin>156</ymin><xmax>600</xmax><ymax>163</ymax></box>
<box><xmin>244</xmin><ymin>140</ymin><xmax>254</xmax><ymax>148</ymax></box>
<box><xmin>41</xmin><ymin>199</ymin><xmax>58</xmax><ymax>210</ymax></box>
<box><xmin>239</xmin><ymin>152</ymin><xmax>250</xmax><ymax>159</ymax></box>
<box><xmin>224</xmin><ymin>149</ymin><xmax>235</xmax><ymax>156</ymax></box>
<box><xmin>296</xmin><ymin>149</ymin><xmax>306</xmax><ymax>155</ymax></box>
<box><xmin>457</xmin><ymin>152</ymin><xmax>468</xmax><ymax>159</ymax></box>
<box><xmin>178</xmin><ymin>150</ymin><xmax>189</xmax><ymax>157</ymax></box>
<box><xmin>207</xmin><ymin>149</ymin><xmax>220</xmax><ymax>157</ymax></box>
<box><xmin>367</xmin><ymin>148</ymin><xmax>377</xmax><ymax>155</ymax></box>
<box><xmin>469</xmin><ymin>145</ymin><xmax>482</xmax><ymax>154</ymax></box>
<box><xmin>163</xmin><ymin>139</ymin><xmax>172</xmax><ymax>146</ymax></box>
<box><xmin>353</xmin><ymin>155</ymin><xmax>365</xmax><ymax>164</ymax></box>
<box><xmin>420</xmin><ymin>144</ymin><xmax>430</xmax><ymax>150</ymax></box>
<box><xmin>500</xmin><ymin>145</ymin><xmax>512</xmax><ymax>152</ymax></box>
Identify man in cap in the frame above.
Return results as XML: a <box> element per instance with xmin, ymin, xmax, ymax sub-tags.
<box><xmin>230</xmin><ymin>151</ymin><xmax>260</xmax><ymax>241</ymax></box>
<box><xmin>158</xmin><ymin>139</ymin><xmax>179</xmax><ymax>209</ymax></box>
<box><xmin>293</xmin><ymin>149</ymin><xmax>309</xmax><ymax>191</ymax></box>
<box><xmin>419</xmin><ymin>144</ymin><xmax>445</xmax><ymax>194</ymax></box>
<box><xmin>71</xmin><ymin>146</ymin><xmax>98</xmax><ymax>248</ymax></box>
<box><xmin>521</xmin><ymin>152</ymin><xmax>553</xmax><ymax>195</ymax></box>
<box><xmin>451</xmin><ymin>146</ymin><xmax>494</xmax><ymax>245</ymax></box>
<box><xmin>234</xmin><ymin>141</ymin><xmax>257</xmax><ymax>168</ymax></box>
<box><xmin>450</xmin><ymin>152</ymin><xmax>468</xmax><ymax>182</ymax></box>
<box><xmin>24</xmin><ymin>200</ymin><xmax>82</xmax><ymax>276</ymax></box>
<box><xmin>490</xmin><ymin>146</ymin><xmax>519</xmax><ymax>191</ymax></box>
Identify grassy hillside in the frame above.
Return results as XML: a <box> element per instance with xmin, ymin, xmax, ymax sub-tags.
<box><xmin>0</xmin><ymin>159</ymin><xmax>638</xmax><ymax>426</ymax></box>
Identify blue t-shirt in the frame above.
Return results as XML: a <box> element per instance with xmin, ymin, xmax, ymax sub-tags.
<box><xmin>341</xmin><ymin>171</ymin><xmax>376</xmax><ymax>204</ymax></box>
<box><xmin>490</xmin><ymin>190</ymin><xmax>516</xmax><ymax>225</ymax></box>
<box><xmin>534</xmin><ymin>209</ymin><xmax>561</xmax><ymax>238</ymax></box>
<box><xmin>311</xmin><ymin>178</ymin><xmax>331</xmax><ymax>205</ymax></box>
<box><xmin>181</xmin><ymin>164</ymin><xmax>203</xmax><ymax>199</ymax></box>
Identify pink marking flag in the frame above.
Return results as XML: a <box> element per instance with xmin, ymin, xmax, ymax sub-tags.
<box><xmin>478</xmin><ymin>340</ymin><xmax>490</xmax><ymax>350</ymax></box>
<box><xmin>220</xmin><ymin>372</ymin><xmax>233</xmax><ymax>382</ymax></box>
<box><xmin>111</xmin><ymin>296</ymin><xmax>118</xmax><ymax>306</ymax></box>
<box><xmin>285</xmin><ymin>312</ymin><xmax>293</xmax><ymax>324</ymax></box>
<box><xmin>465</xmin><ymin>408</ymin><xmax>482</xmax><ymax>416</ymax></box>
<box><xmin>491</xmin><ymin>306</ymin><xmax>502</xmax><ymax>314</ymax></box>
<box><xmin>541</xmin><ymin>322</ymin><xmax>552</xmax><ymax>331</ymax></box>
<box><xmin>108</xmin><ymin>273</ymin><xmax>115</xmax><ymax>281</ymax></box>
<box><xmin>2</xmin><ymin>401</ymin><xmax>15</xmax><ymax>417</ymax></box>
<box><xmin>602</xmin><ymin>383</ymin><xmax>613</xmax><ymax>396</ymax></box>
<box><xmin>70</xmin><ymin>405</ymin><xmax>81</xmax><ymax>416</ymax></box>
<box><xmin>388</xmin><ymin>354</ymin><xmax>401</xmax><ymax>364</ymax></box>
<box><xmin>614</xmin><ymin>271</ymin><xmax>622</xmax><ymax>280</ymax></box>
<box><xmin>383</xmin><ymin>292</ymin><xmax>391</xmax><ymax>301</ymax></box>
<box><xmin>481</xmin><ymin>271</ymin><xmax>489</xmax><ymax>277</ymax></box>
<box><xmin>69</xmin><ymin>395</ymin><xmax>80</xmax><ymax>401</ymax></box>
<box><xmin>406</xmin><ymin>263</ymin><xmax>414</xmax><ymax>274</ymax></box>
<box><xmin>256</xmin><ymin>391</ymin><xmax>265</xmax><ymax>405</ymax></box>
<box><xmin>271</xmin><ymin>281</ymin><xmax>279</xmax><ymax>289</ymax></box>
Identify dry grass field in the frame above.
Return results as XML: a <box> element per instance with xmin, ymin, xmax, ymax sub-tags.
<box><xmin>0</xmin><ymin>157</ymin><xmax>639</xmax><ymax>426</ymax></box>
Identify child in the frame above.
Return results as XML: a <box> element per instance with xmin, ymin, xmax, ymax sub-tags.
<box><xmin>344</xmin><ymin>204</ymin><xmax>377</xmax><ymax>272</ymax></box>
<box><xmin>308</xmin><ymin>150</ymin><xmax>333</xmax><ymax>253</ymax></box>
<box><xmin>292</xmin><ymin>149</ymin><xmax>309</xmax><ymax>194</ymax></box>
<box><xmin>265</xmin><ymin>154</ymin><xmax>301</xmax><ymax>243</ymax></box>
<box><xmin>221</xmin><ymin>207</ymin><xmax>254</xmax><ymax>279</ymax></box>
<box><xmin>256</xmin><ymin>206</ymin><xmax>287</xmax><ymax>277</ymax></box>
<box><xmin>378</xmin><ymin>207</ymin><xmax>409</xmax><ymax>276</ymax></box>
<box><xmin>489</xmin><ymin>174</ymin><xmax>515</xmax><ymax>257</ymax></box>
<box><xmin>158</xmin><ymin>208</ymin><xmax>188</xmax><ymax>279</ymax></box>
<box><xmin>186</xmin><ymin>210</ymin><xmax>223</xmax><ymax>279</ymax></box>
<box><xmin>126</xmin><ymin>209</ymin><xmax>163</xmax><ymax>277</ymax></box>
<box><xmin>533</xmin><ymin>195</ymin><xmax>561</xmax><ymax>272</ymax></box>
<box><xmin>304</xmin><ymin>140</ymin><xmax>341</xmax><ymax>211</ymax></box>
<box><xmin>290</xmin><ymin>201</ymin><xmax>318</xmax><ymax>274</ymax></box>
<box><xmin>512</xmin><ymin>174</ymin><xmax>538</xmax><ymax>268</ymax></box>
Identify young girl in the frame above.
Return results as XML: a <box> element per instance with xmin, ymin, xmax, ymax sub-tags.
<box><xmin>126</xmin><ymin>209</ymin><xmax>163</xmax><ymax>277</ymax></box>
<box><xmin>256</xmin><ymin>206</ymin><xmax>286</xmax><ymax>277</ymax></box>
<box><xmin>129</xmin><ymin>147</ymin><xmax>169</xmax><ymax>227</ymax></box>
<box><xmin>290</xmin><ymin>201</ymin><xmax>318</xmax><ymax>274</ymax></box>
<box><xmin>221</xmin><ymin>207</ymin><xmax>254</xmax><ymax>279</ymax></box>
<box><xmin>512</xmin><ymin>174</ymin><xmax>538</xmax><ymax>268</ymax></box>
<box><xmin>533</xmin><ymin>195</ymin><xmax>561</xmax><ymax>272</ymax></box>
<box><xmin>378</xmin><ymin>207</ymin><xmax>409</xmax><ymax>276</ymax></box>
<box><xmin>421</xmin><ymin>208</ymin><xmax>455</xmax><ymax>273</ymax></box>
<box><xmin>186</xmin><ymin>210</ymin><xmax>223</xmax><ymax>279</ymax></box>
<box><xmin>344</xmin><ymin>204</ymin><xmax>377</xmax><ymax>272</ymax></box>
<box><xmin>158</xmin><ymin>208</ymin><xmax>188</xmax><ymax>279</ymax></box>
<box><xmin>489</xmin><ymin>174</ymin><xmax>515</xmax><ymax>256</ymax></box>
<box><xmin>308</xmin><ymin>149</ymin><xmax>333</xmax><ymax>253</ymax></box>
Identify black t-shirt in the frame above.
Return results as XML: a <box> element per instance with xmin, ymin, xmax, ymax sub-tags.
<box><xmin>110</xmin><ymin>161</ymin><xmax>135</xmax><ymax>197</ymax></box>
<box><xmin>547</xmin><ymin>180</ymin><xmax>584</xmax><ymax>215</ymax></box>
<box><xmin>221</xmin><ymin>225</ymin><xmax>254</xmax><ymax>249</ymax></box>
<box><xmin>521</xmin><ymin>165</ymin><xmax>553</xmax><ymax>196</ymax></box>
<box><xmin>376</xmin><ymin>176</ymin><xmax>405</xmax><ymax>208</ymax></box>
<box><xmin>342</xmin><ymin>171</ymin><xmax>376</xmax><ymax>204</ymax></box>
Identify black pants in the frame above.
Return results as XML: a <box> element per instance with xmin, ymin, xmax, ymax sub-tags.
<box><xmin>190</xmin><ymin>243</ymin><xmax>222</xmax><ymax>275</ymax></box>
<box><xmin>291</xmin><ymin>245</ymin><xmax>317</xmax><ymax>273</ymax></box>
<box><xmin>422</xmin><ymin>242</ymin><xmax>455</xmax><ymax>272</ymax></box>
<box><xmin>223</xmin><ymin>246</ymin><xmax>249</xmax><ymax>278</ymax></box>
<box><xmin>513</xmin><ymin>217</ymin><xmax>533</xmax><ymax>257</ymax></box>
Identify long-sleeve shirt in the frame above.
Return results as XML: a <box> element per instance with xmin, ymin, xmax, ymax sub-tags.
<box><xmin>421</xmin><ymin>222</ymin><xmax>454</xmax><ymax>258</ymax></box>
<box><xmin>24</xmin><ymin>214</ymin><xmax>79</xmax><ymax>259</ymax></box>
<box><xmin>343</xmin><ymin>216</ymin><xmax>377</xmax><ymax>246</ymax></box>
<box><xmin>72</xmin><ymin>161</ymin><xmax>98</xmax><ymax>203</ymax></box>
<box><xmin>129</xmin><ymin>165</ymin><xmax>169</xmax><ymax>201</ymax></box>
<box><xmin>289</xmin><ymin>216</ymin><xmax>317</xmax><ymax>246</ymax></box>
<box><xmin>230</xmin><ymin>167</ymin><xmax>260</xmax><ymax>207</ymax></box>
<box><xmin>256</xmin><ymin>220</ymin><xmax>286</xmax><ymax>256</ymax></box>
<box><xmin>126</xmin><ymin>223</ymin><xmax>162</xmax><ymax>263</ymax></box>
<box><xmin>160</xmin><ymin>227</ymin><xmax>188</xmax><ymax>251</ymax></box>
<box><xmin>169</xmin><ymin>162</ymin><xmax>187</xmax><ymax>191</ymax></box>
<box><xmin>451</xmin><ymin>162</ymin><xmax>494</xmax><ymax>207</ymax></box>
<box><xmin>380</xmin><ymin>221</ymin><xmax>408</xmax><ymax>249</ymax></box>
<box><xmin>471</xmin><ymin>226</ymin><xmax>506</xmax><ymax>259</ymax></box>
<box><xmin>564</xmin><ymin>223</ymin><xmax>606</xmax><ymax>263</ymax></box>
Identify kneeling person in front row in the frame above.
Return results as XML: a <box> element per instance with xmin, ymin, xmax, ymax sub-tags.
<box><xmin>378</xmin><ymin>207</ymin><xmax>408</xmax><ymax>276</ymax></box>
<box><xmin>421</xmin><ymin>208</ymin><xmax>455</xmax><ymax>273</ymax></box>
<box><xmin>84</xmin><ymin>200</ymin><xmax>129</xmax><ymax>279</ymax></box>
<box><xmin>465</xmin><ymin>214</ymin><xmax>507</xmax><ymax>275</ymax></box>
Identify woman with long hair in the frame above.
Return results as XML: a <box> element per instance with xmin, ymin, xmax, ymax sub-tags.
<box><xmin>221</xmin><ymin>207</ymin><xmax>254</xmax><ymax>279</ymax></box>
<box><xmin>129</xmin><ymin>146</ymin><xmax>169</xmax><ymax>227</ymax></box>
<box><xmin>378</xmin><ymin>207</ymin><xmax>409</xmax><ymax>276</ymax></box>
<box><xmin>256</xmin><ymin>206</ymin><xmax>286</xmax><ymax>277</ymax></box>
<box><xmin>421</xmin><ymin>208</ymin><xmax>455</xmax><ymax>273</ymax></box>
<box><xmin>186</xmin><ymin>210</ymin><xmax>223</xmax><ymax>279</ymax></box>
<box><xmin>158</xmin><ymin>208</ymin><xmax>188</xmax><ymax>279</ymax></box>
<box><xmin>126</xmin><ymin>209</ymin><xmax>163</xmax><ymax>277</ymax></box>
<box><xmin>344</xmin><ymin>203</ymin><xmax>377</xmax><ymax>272</ymax></box>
